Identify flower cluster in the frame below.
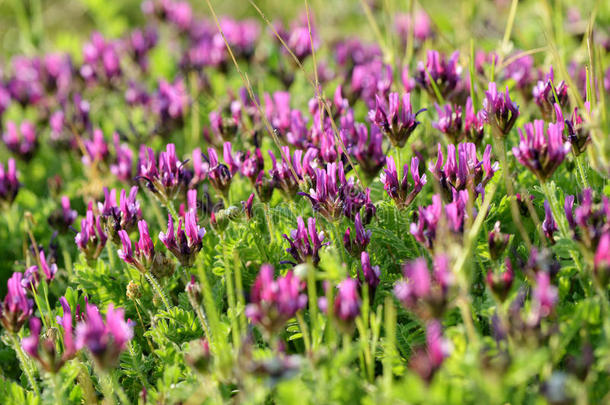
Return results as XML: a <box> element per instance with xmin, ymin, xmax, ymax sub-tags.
<box><xmin>394</xmin><ymin>255</ymin><xmax>452</xmax><ymax>320</ymax></box>
<box><xmin>369</xmin><ymin>92</ymin><xmax>425</xmax><ymax>148</ymax></box>
<box><xmin>410</xmin><ymin>192</ymin><xmax>471</xmax><ymax>249</ymax></box>
<box><xmin>513</xmin><ymin>115</ymin><xmax>571</xmax><ymax>181</ymax></box>
<box><xmin>380</xmin><ymin>156</ymin><xmax>426</xmax><ymax>209</ymax></box>
<box><xmin>245</xmin><ymin>265</ymin><xmax>307</xmax><ymax>335</ymax></box>
<box><xmin>283</xmin><ymin>217</ymin><xmax>326</xmax><ymax>265</ymax></box>
<box><xmin>429</xmin><ymin>143</ymin><xmax>498</xmax><ymax>200</ymax></box>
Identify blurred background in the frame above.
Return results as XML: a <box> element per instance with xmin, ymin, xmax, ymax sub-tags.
<box><xmin>0</xmin><ymin>0</ymin><xmax>607</xmax><ymax>62</ymax></box>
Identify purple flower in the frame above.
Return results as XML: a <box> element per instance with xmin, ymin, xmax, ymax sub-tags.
<box><xmin>488</xmin><ymin>221</ymin><xmax>510</xmax><ymax>260</ymax></box>
<box><xmin>502</xmin><ymin>53</ymin><xmax>534</xmax><ymax>91</ymax></box>
<box><xmin>75</xmin><ymin>303</ymin><xmax>133</xmax><ymax>369</ymax></box>
<box><xmin>243</xmin><ymin>193</ymin><xmax>255</xmax><ymax>220</ymax></box>
<box><xmin>75</xmin><ymin>202</ymin><xmax>108</xmax><ymax>260</ymax></box>
<box><xmin>99</xmin><ymin>186</ymin><xmax>142</xmax><ymax>243</ymax></box>
<box><xmin>51</xmin><ymin>196</ymin><xmax>78</xmax><ymax>232</ymax></box>
<box><xmin>219</xmin><ymin>17</ymin><xmax>260</xmax><ymax>59</ymax></box>
<box><xmin>126</xmin><ymin>27</ymin><xmax>158</xmax><ymax>71</ymax></box>
<box><xmin>410</xmin><ymin>192</ymin><xmax>471</xmax><ymax>250</ymax></box>
<box><xmin>300</xmin><ymin>162</ymin><xmax>349</xmax><ymax>221</ymax></box>
<box><xmin>207</xmin><ymin>146</ymin><xmax>233</xmax><ymax>195</ymax></box>
<box><xmin>82</xmin><ymin>129</ymin><xmax>109</xmax><ymax>166</ymax></box>
<box><xmin>110</xmin><ymin>133</ymin><xmax>134</xmax><ymax>182</ymax></box>
<box><xmin>349</xmin><ymin>123</ymin><xmax>385</xmax><ymax>180</ymax></box>
<box><xmin>268</xmin><ymin>147</ymin><xmax>302</xmax><ymax>198</ymax></box>
<box><xmin>394</xmin><ymin>255</ymin><xmax>452</xmax><ymax>320</ymax></box>
<box><xmin>39</xmin><ymin>250</ymin><xmax>57</xmax><ymax>281</ymax></box>
<box><xmin>486</xmin><ymin>258</ymin><xmax>514</xmax><ymax>301</ymax></box>
<box><xmin>380</xmin><ymin>155</ymin><xmax>427</xmax><ymax>209</ymax></box>
<box><xmin>0</xmin><ymin>272</ymin><xmax>33</xmax><ymax>333</ymax></box>
<box><xmin>343</xmin><ymin>213</ymin><xmax>371</xmax><ymax>256</ymax></box>
<box><xmin>274</xmin><ymin>14</ymin><xmax>319</xmax><ymax>63</ymax></box>
<box><xmin>532</xmin><ymin>272</ymin><xmax>558</xmax><ymax>318</ymax></box>
<box><xmin>513</xmin><ymin>117</ymin><xmax>571</xmax><ymax>181</ymax></box>
<box><xmin>138</xmin><ymin>144</ymin><xmax>191</xmax><ymax>203</ymax></box>
<box><xmin>533</xmin><ymin>67</ymin><xmax>569</xmax><ymax>121</ymax></box>
<box><xmin>333</xmin><ymin>278</ymin><xmax>361</xmax><ymax>331</ymax></box>
<box><xmin>415</xmin><ymin>50</ymin><xmax>463</xmax><ymax>101</ymax></box>
<box><xmin>22</xmin><ymin>266</ymin><xmax>40</xmax><ymax>291</ymax></box>
<box><xmin>151</xmin><ymin>79</ymin><xmax>189</xmax><ymax>133</ymax></box>
<box><xmin>159</xmin><ymin>211</ymin><xmax>206</xmax><ymax>267</ymax></box>
<box><xmin>564</xmin><ymin>102</ymin><xmax>591</xmax><ymax>155</ymax></box>
<box><xmin>369</xmin><ymin>92</ymin><xmax>425</xmax><ymax>148</ymax></box>
<box><xmin>283</xmin><ymin>217</ymin><xmax>326</xmax><ymax>265</ymax></box>
<box><xmin>118</xmin><ymin>220</ymin><xmax>155</xmax><ymax>273</ymax></box>
<box><xmin>209</xmin><ymin>110</ymin><xmax>238</xmax><ymax>141</ymax></box>
<box><xmin>594</xmin><ymin>232</ymin><xmax>610</xmax><ymax>286</ymax></box>
<box><xmin>245</xmin><ymin>265</ymin><xmax>307</xmax><ymax>335</ymax></box>
<box><xmin>484</xmin><ymin>82</ymin><xmax>519</xmax><ymax>136</ymax></box>
<box><xmin>349</xmin><ymin>60</ymin><xmax>393</xmax><ymax>109</ymax></box>
<box><xmin>80</xmin><ymin>32</ymin><xmax>121</xmax><ymax>84</ymax></box>
<box><xmin>394</xmin><ymin>11</ymin><xmax>433</xmax><ymax>44</ymax></box>
<box><xmin>409</xmin><ymin>320</ymin><xmax>450</xmax><ymax>382</ymax></box>
<box><xmin>564</xmin><ymin>189</ymin><xmax>610</xmax><ymax>250</ymax></box>
<box><xmin>7</xmin><ymin>56</ymin><xmax>43</xmax><ymax>106</ymax></box>
<box><xmin>0</xmin><ymin>158</ymin><xmax>20</xmax><ymax>207</ymax></box>
<box><xmin>191</xmin><ymin>147</ymin><xmax>210</xmax><ymax>185</ymax></box>
<box><xmin>3</xmin><ymin>121</ymin><xmax>38</xmax><ymax>160</ymax></box>
<box><xmin>22</xmin><ymin>304</ymin><xmax>77</xmax><ymax>373</ymax></box>
<box><xmin>542</xmin><ymin>201</ymin><xmax>558</xmax><ymax>244</ymax></box>
<box><xmin>360</xmin><ymin>252</ymin><xmax>380</xmax><ymax>301</ymax></box>
<box><xmin>464</xmin><ymin>97</ymin><xmax>487</xmax><ymax>145</ymax></box>
<box><xmin>429</xmin><ymin>143</ymin><xmax>498</xmax><ymax>200</ymax></box>
<box><xmin>432</xmin><ymin>103</ymin><xmax>463</xmax><ymax>142</ymax></box>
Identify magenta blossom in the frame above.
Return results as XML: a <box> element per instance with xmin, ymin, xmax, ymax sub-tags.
<box><xmin>381</xmin><ymin>155</ymin><xmax>427</xmax><ymax>209</ymax></box>
<box><xmin>159</xmin><ymin>211</ymin><xmax>206</xmax><ymax>267</ymax></box>
<box><xmin>432</xmin><ymin>103</ymin><xmax>463</xmax><ymax>142</ymax></box>
<box><xmin>333</xmin><ymin>278</ymin><xmax>361</xmax><ymax>332</ymax></box>
<box><xmin>343</xmin><ymin>213</ymin><xmax>371</xmax><ymax>257</ymax></box>
<box><xmin>484</xmin><ymin>82</ymin><xmax>519</xmax><ymax>136</ymax></box>
<box><xmin>245</xmin><ymin>264</ymin><xmax>307</xmax><ymax>335</ymax></box>
<box><xmin>75</xmin><ymin>202</ymin><xmax>108</xmax><ymax>260</ymax></box>
<box><xmin>75</xmin><ymin>303</ymin><xmax>133</xmax><ymax>369</ymax></box>
<box><xmin>415</xmin><ymin>50</ymin><xmax>463</xmax><ymax>101</ymax></box>
<box><xmin>283</xmin><ymin>217</ymin><xmax>327</xmax><ymax>265</ymax></box>
<box><xmin>394</xmin><ymin>255</ymin><xmax>452</xmax><ymax>320</ymax></box>
<box><xmin>22</xmin><ymin>301</ymin><xmax>77</xmax><ymax>373</ymax></box>
<box><xmin>513</xmin><ymin>116</ymin><xmax>571</xmax><ymax>181</ymax></box>
<box><xmin>3</xmin><ymin>121</ymin><xmax>38</xmax><ymax>160</ymax></box>
<box><xmin>360</xmin><ymin>252</ymin><xmax>380</xmax><ymax>301</ymax></box>
<box><xmin>369</xmin><ymin>92</ymin><xmax>425</xmax><ymax>148</ymax></box>
<box><xmin>138</xmin><ymin>144</ymin><xmax>191</xmax><ymax>203</ymax></box>
<box><xmin>429</xmin><ymin>143</ymin><xmax>498</xmax><ymax>200</ymax></box>
<box><xmin>1</xmin><ymin>272</ymin><xmax>34</xmax><ymax>333</ymax></box>
<box><xmin>0</xmin><ymin>158</ymin><xmax>20</xmax><ymax>207</ymax></box>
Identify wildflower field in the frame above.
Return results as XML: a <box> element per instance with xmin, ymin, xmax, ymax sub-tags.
<box><xmin>0</xmin><ymin>0</ymin><xmax>609</xmax><ymax>403</ymax></box>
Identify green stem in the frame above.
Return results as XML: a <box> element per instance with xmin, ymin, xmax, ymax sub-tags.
<box><xmin>165</xmin><ymin>201</ymin><xmax>180</xmax><ymax>224</ymax></box>
<box><xmin>10</xmin><ymin>333</ymin><xmax>40</xmax><ymax>396</ymax></box>
<box><xmin>222</xmin><ymin>240</ymin><xmax>241</xmax><ymax>350</ymax></box>
<box><xmin>234</xmin><ymin>257</ymin><xmax>247</xmax><ymax>334</ymax></box>
<box><xmin>110</xmin><ymin>371</ymin><xmax>130</xmax><ymax>404</ymax></box>
<box><xmin>575</xmin><ymin>153</ymin><xmax>590</xmax><ymax>189</ymax></box>
<box><xmin>295</xmin><ymin>312</ymin><xmax>311</xmax><ymax>354</ymax></box>
<box><xmin>51</xmin><ymin>371</ymin><xmax>63</xmax><ymax>405</ymax></box>
<box><xmin>382</xmin><ymin>297</ymin><xmax>396</xmax><ymax>396</ymax></box>
<box><xmin>96</xmin><ymin>367</ymin><xmax>116</xmax><ymax>405</ymax></box>
<box><xmin>145</xmin><ymin>273</ymin><xmax>171</xmax><ymax>311</ymax></box>
<box><xmin>306</xmin><ymin>264</ymin><xmax>319</xmax><ymax>350</ymax></box>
